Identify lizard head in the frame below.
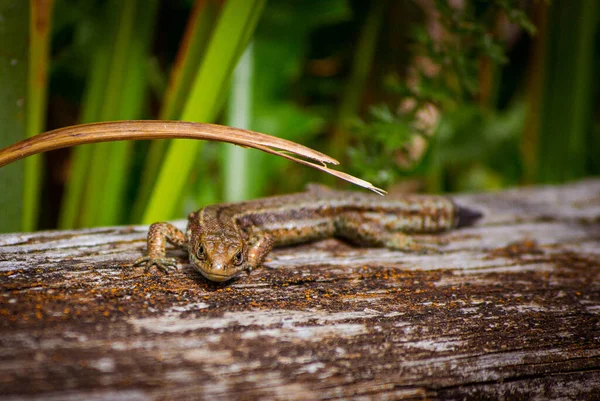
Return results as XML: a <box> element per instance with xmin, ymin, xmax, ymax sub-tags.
<box><xmin>188</xmin><ymin>234</ymin><xmax>247</xmax><ymax>282</ymax></box>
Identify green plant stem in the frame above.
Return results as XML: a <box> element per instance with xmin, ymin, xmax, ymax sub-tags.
<box><xmin>537</xmin><ymin>0</ymin><xmax>598</xmax><ymax>183</ymax></box>
<box><xmin>100</xmin><ymin>0</ymin><xmax>158</xmax><ymax>225</ymax></box>
<box><xmin>78</xmin><ymin>1</ymin><xmax>137</xmax><ymax>227</ymax></box>
<box><xmin>132</xmin><ymin>0</ymin><xmax>222</xmax><ymax>222</ymax></box>
<box><xmin>0</xmin><ymin>1</ymin><xmax>28</xmax><ymax>233</ymax></box>
<box><xmin>23</xmin><ymin>0</ymin><xmax>54</xmax><ymax>231</ymax></box>
<box><xmin>521</xmin><ymin>2</ymin><xmax>548</xmax><ymax>184</ymax></box>
<box><xmin>142</xmin><ymin>0</ymin><xmax>266</xmax><ymax>224</ymax></box>
<box><xmin>78</xmin><ymin>0</ymin><xmax>158</xmax><ymax>227</ymax></box>
<box><xmin>58</xmin><ymin>44</ymin><xmax>111</xmax><ymax>228</ymax></box>
<box><xmin>223</xmin><ymin>42</ymin><xmax>254</xmax><ymax>202</ymax></box>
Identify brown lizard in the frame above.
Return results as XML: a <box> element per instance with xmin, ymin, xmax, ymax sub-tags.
<box><xmin>134</xmin><ymin>185</ymin><xmax>482</xmax><ymax>282</ymax></box>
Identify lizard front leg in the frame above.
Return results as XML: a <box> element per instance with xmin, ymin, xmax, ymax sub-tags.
<box><xmin>134</xmin><ymin>222</ymin><xmax>188</xmax><ymax>274</ymax></box>
<box><xmin>246</xmin><ymin>231</ymin><xmax>274</xmax><ymax>271</ymax></box>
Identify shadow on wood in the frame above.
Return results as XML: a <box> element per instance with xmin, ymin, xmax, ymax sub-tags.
<box><xmin>1</xmin><ymin>180</ymin><xmax>599</xmax><ymax>400</ymax></box>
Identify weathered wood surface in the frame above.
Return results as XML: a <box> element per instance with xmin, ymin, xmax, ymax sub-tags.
<box><xmin>1</xmin><ymin>180</ymin><xmax>599</xmax><ymax>400</ymax></box>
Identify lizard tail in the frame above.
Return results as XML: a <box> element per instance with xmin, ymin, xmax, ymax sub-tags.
<box><xmin>456</xmin><ymin>206</ymin><xmax>483</xmax><ymax>228</ymax></box>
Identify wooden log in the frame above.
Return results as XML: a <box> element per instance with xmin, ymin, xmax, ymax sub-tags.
<box><xmin>1</xmin><ymin>180</ymin><xmax>599</xmax><ymax>400</ymax></box>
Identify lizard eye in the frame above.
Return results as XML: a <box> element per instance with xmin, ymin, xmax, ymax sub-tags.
<box><xmin>196</xmin><ymin>245</ymin><xmax>206</xmax><ymax>260</ymax></box>
<box><xmin>232</xmin><ymin>250</ymin><xmax>244</xmax><ymax>266</ymax></box>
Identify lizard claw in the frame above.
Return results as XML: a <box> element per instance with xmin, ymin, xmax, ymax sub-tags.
<box><xmin>134</xmin><ymin>256</ymin><xmax>179</xmax><ymax>274</ymax></box>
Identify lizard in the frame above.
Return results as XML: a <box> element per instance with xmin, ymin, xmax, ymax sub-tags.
<box><xmin>134</xmin><ymin>184</ymin><xmax>482</xmax><ymax>282</ymax></box>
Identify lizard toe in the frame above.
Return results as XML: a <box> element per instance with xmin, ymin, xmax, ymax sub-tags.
<box><xmin>134</xmin><ymin>257</ymin><xmax>178</xmax><ymax>274</ymax></box>
<box><xmin>152</xmin><ymin>258</ymin><xmax>178</xmax><ymax>274</ymax></box>
<box><xmin>133</xmin><ymin>256</ymin><xmax>150</xmax><ymax>267</ymax></box>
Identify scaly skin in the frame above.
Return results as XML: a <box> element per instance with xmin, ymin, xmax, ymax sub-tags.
<box><xmin>135</xmin><ymin>185</ymin><xmax>481</xmax><ymax>282</ymax></box>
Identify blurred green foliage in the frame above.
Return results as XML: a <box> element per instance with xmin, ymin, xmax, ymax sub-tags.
<box><xmin>0</xmin><ymin>0</ymin><xmax>28</xmax><ymax>233</ymax></box>
<box><xmin>1</xmin><ymin>0</ymin><xmax>598</xmax><ymax>231</ymax></box>
<box><xmin>344</xmin><ymin>0</ymin><xmax>598</xmax><ymax>192</ymax></box>
<box><xmin>348</xmin><ymin>0</ymin><xmax>535</xmax><ymax>191</ymax></box>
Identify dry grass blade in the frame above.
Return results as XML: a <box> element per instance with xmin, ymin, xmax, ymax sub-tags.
<box><xmin>249</xmin><ymin>142</ymin><xmax>387</xmax><ymax>195</ymax></box>
<box><xmin>0</xmin><ymin>120</ymin><xmax>336</xmax><ymax>166</ymax></box>
<box><xmin>0</xmin><ymin>120</ymin><xmax>385</xmax><ymax>194</ymax></box>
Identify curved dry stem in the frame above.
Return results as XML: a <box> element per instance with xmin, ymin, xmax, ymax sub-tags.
<box><xmin>0</xmin><ymin>120</ymin><xmax>385</xmax><ymax>194</ymax></box>
<box><xmin>249</xmin><ymin>142</ymin><xmax>386</xmax><ymax>195</ymax></box>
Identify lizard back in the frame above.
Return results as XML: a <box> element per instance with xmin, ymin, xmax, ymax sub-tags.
<box><xmin>192</xmin><ymin>187</ymin><xmax>476</xmax><ymax>246</ymax></box>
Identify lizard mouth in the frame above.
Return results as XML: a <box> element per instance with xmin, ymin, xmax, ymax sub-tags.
<box><xmin>198</xmin><ymin>270</ymin><xmax>235</xmax><ymax>282</ymax></box>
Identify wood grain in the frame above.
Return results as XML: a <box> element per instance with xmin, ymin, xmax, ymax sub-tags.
<box><xmin>1</xmin><ymin>180</ymin><xmax>599</xmax><ymax>400</ymax></box>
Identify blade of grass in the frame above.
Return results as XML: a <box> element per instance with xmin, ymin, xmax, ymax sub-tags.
<box><xmin>98</xmin><ymin>0</ymin><xmax>159</xmax><ymax>225</ymax></box>
<box><xmin>79</xmin><ymin>0</ymin><xmax>158</xmax><ymax>227</ymax></box>
<box><xmin>521</xmin><ymin>1</ymin><xmax>548</xmax><ymax>184</ymax></box>
<box><xmin>98</xmin><ymin>0</ymin><xmax>158</xmax><ymax>225</ymax></box>
<box><xmin>142</xmin><ymin>0</ymin><xmax>267</xmax><ymax>224</ymax></box>
<box><xmin>0</xmin><ymin>121</ymin><xmax>338</xmax><ymax>168</ymax></box>
<box><xmin>536</xmin><ymin>0</ymin><xmax>597</xmax><ymax>183</ymax></box>
<box><xmin>160</xmin><ymin>0</ymin><xmax>223</xmax><ymax>121</ymax></box>
<box><xmin>132</xmin><ymin>0</ymin><xmax>222</xmax><ymax>221</ymax></box>
<box><xmin>58</xmin><ymin>38</ymin><xmax>112</xmax><ymax>228</ymax></box>
<box><xmin>0</xmin><ymin>0</ymin><xmax>28</xmax><ymax>233</ymax></box>
<box><xmin>23</xmin><ymin>0</ymin><xmax>54</xmax><ymax>231</ymax></box>
<box><xmin>78</xmin><ymin>0</ymin><xmax>135</xmax><ymax>227</ymax></box>
<box><xmin>223</xmin><ymin>42</ymin><xmax>254</xmax><ymax>202</ymax></box>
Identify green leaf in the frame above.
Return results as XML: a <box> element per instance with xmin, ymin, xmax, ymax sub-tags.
<box><xmin>536</xmin><ymin>1</ymin><xmax>598</xmax><ymax>182</ymax></box>
<box><xmin>24</xmin><ymin>0</ymin><xmax>54</xmax><ymax>231</ymax></box>
<box><xmin>0</xmin><ymin>1</ymin><xmax>28</xmax><ymax>233</ymax></box>
<box><xmin>142</xmin><ymin>0</ymin><xmax>266</xmax><ymax>223</ymax></box>
<box><xmin>132</xmin><ymin>0</ymin><xmax>222</xmax><ymax>221</ymax></box>
<box><xmin>63</xmin><ymin>0</ymin><xmax>158</xmax><ymax>228</ymax></box>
